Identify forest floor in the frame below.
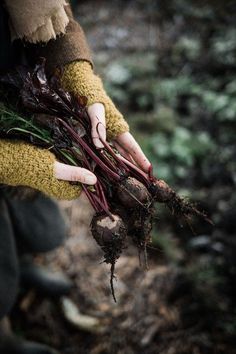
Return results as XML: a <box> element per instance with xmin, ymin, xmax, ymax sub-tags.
<box><xmin>15</xmin><ymin>197</ymin><xmax>229</xmax><ymax>354</ymax></box>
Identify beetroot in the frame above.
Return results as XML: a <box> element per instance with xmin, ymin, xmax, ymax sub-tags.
<box><xmin>117</xmin><ymin>177</ymin><xmax>151</xmax><ymax>208</ymax></box>
<box><xmin>91</xmin><ymin>213</ymin><xmax>127</xmax><ymax>301</ymax></box>
<box><xmin>149</xmin><ymin>178</ymin><xmax>211</xmax><ymax>223</ymax></box>
<box><xmin>0</xmin><ymin>60</ymin><xmax>212</xmax><ymax>302</ymax></box>
<box><xmin>150</xmin><ymin>179</ymin><xmax>175</xmax><ymax>203</ymax></box>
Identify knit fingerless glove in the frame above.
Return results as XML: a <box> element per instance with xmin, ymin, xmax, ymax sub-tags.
<box><xmin>0</xmin><ymin>140</ymin><xmax>82</xmax><ymax>200</ymax></box>
<box><xmin>61</xmin><ymin>61</ymin><xmax>129</xmax><ymax>140</ymax></box>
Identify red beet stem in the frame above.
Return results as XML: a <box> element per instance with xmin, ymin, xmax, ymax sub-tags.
<box><xmin>99</xmin><ymin>149</ymin><xmax>127</xmax><ymax>178</ymax></box>
<box><xmin>92</xmin><ymin>193</ymin><xmax>115</xmax><ymax>220</ymax></box>
<box><xmin>58</xmin><ymin>119</ymin><xmax>121</xmax><ymax>181</ymax></box>
<box><xmin>70</xmin><ymin>147</ymin><xmax>110</xmax><ymax>213</ymax></box>
<box><xmin>97</xmin><ymin>130</ymin><xmax>130</xmax><ymax>172</ymax></box>
<box><xmin>118</xmin><ymin>155</ymin><xmax>151</xmax><ymax>188</ymax></box>
<box><xmin>82</xmin><ymin>185</ymin><xmax>100</xmax><ymax>212</ymax></box>
<box><xmin>96</xmin><ymin>179</ymin><xmax>109</xmax><ymax>211</ymax></box>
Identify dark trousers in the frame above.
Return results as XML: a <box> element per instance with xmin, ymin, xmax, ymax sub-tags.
<box><xmin>0</xmin><ymin>191</ymin><xmax>66</xmax><ymax>319</ymax></box>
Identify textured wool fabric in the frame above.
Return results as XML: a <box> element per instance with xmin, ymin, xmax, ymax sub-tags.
<box><xmin>26</xmin><ymin>5</ymin><xmax>93</xmax><ymax>74</ymax></box>
<box><xmin>4</xmin><ymin>0</ymin><xmax>69</xmax><ymax>43</ymax></box>
<box><xmin>0</xmin><ymin>140</ymin><xmax>82</xmax><ymax>199</ymax></box>
<box><xmin>61</xmin><ymin>61</ymin><xmax>129</xmax><ymax>140</ymax></box>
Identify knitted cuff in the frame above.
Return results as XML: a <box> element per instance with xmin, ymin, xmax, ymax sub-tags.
<box><xmin>61</xmin><ymin>61</ymin><xmax>129</xmax><ymax>140</ymax></box>
<box><xmin>0</xmin><ymin>140</ymin><xmax>81</xmax><ymax>200</ymax></box>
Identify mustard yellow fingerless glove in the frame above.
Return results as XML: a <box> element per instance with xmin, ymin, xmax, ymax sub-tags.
<box><xmin>0</xmin><ymin>140</ymin><xmax>81</xmax><ymax>200</ymax></box>
<box><xmin>61</xmin><ymin>61</ymin><xmax>129</xmax><ymax>140</ymax></box>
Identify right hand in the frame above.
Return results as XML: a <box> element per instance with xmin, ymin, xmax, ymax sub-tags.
<box><xmin>0</xmin><ymin>140</ymin><xmax>97</xmax><ymax>200</ymax></box>
<box><xmin>54</xmin><ymin>161</ymin><xmax>97</xmax><ymax>185</ymax></box>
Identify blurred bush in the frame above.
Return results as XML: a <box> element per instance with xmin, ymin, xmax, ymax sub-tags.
<box><xmin>94</xmin><ymin>0</ymin><xmax>236</xmax><ymax>342</ymax></box>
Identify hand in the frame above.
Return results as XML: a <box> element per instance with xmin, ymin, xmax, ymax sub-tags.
<box><xmin>0</xmin><ymin>140</ymin><xmax>96</xmax><ymax>200</ymax></box>
<box><xmin>54</xmin><ymin>161</ymin><xmax>97</xmax><ymax>185</ymax></box>
<box><xmin>61</xmin><ymin>61</ymin><xmax>150</xmax><ymax>173</ymax></box>
<box><xmin>87</xmin><ymin>103</ymin><xmax>151</xmax><ymax>173</ymax></box>
<box><xmin>55</xmin><ymin>101</ymin><xmax>99</xmax><ymax>185</ymax></box>
<box><xmin>87</xmin><ymin>103</ymin><xmax>106</xmax><ymax>149</ymax></box>
<box><xmin>113</xmin><ymin>132</ymin><xmax>151</xmax><ymax>173</ymax></box>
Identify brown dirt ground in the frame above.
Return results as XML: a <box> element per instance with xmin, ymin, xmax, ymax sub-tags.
<box><xmin>12</xmin><ymin>198</ymin><xmax>226</xmax><ymax>354</ymax></box>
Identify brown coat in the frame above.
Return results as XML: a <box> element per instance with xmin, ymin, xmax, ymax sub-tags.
<box><xmin>4</xmin><ymin>0</ymin><xmax>93</xmax><ymax>73</ymax></box>
<box><xmin>1</xmin><ymin>0</ymin><xmax>93</xmax><ymax>198</ymax></box>
<box><xmin>4</xmin><ymin>0</ymin><xmax>69</xmax><ymax>43</ymax></box>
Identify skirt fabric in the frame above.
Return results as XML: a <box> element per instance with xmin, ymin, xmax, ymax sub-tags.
<box><xmin>0</xmin><ymin>190</ymin><xmax>66</xmax><ymax>318</ymax></box>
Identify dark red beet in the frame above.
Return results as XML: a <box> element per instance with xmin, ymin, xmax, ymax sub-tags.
<box><xmin>150</xmin><ymin>178</ymin><xmax>212</xmax><ymax>224</ymax></box>
<box><xmin>91</xmin><ymin>213</ymin><xmax>127</xmax><ymax>302</ymax></box>
<box><xmin>150</xmin><ymin>179</ymin><xmax>175</xmax><ymax>203</ymax></box>
<box><xmin>91</xmin><ymin>214</ymin><xmax>126</xmax><ymax>252</ymax></box>
<box><xmin>117</xmin><ymin>177</ymin><xmax>151</xmax><ymax>208</ymax></box>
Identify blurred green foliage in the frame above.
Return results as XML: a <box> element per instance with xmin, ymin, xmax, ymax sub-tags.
<box><xmin>94</xmin><ymin>0</ymin><xmax>236</xmax><ymax>343</ymax></box>
<box><xmin>142</xmin><ymin>128</ymin><xmax>215</xmax><ymax>183</ymax></box>
<box><xmin>99</xmin><ymin>8</ymin><xmax>236</xmax><ymax>188</ymax></box>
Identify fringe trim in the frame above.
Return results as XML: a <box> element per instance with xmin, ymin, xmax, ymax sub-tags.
<box><xmin>5</xmin><ymin>0</ymin><xmax>69</xmax><ymax>44</ymax></box>
<box><xmin>23</xmin><ymin>6</ymin><xmax>69</xmax><ymax>43</ymax></box>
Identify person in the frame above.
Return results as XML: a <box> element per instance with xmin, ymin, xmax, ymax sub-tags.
<box><xmin>0</xmin><ymin>1</ymin><xmax>151</xmax><ymax>353</ymax></box>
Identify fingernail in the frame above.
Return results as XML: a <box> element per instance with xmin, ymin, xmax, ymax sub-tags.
<box><xmin>93</xmin><ymin>137</ymin><xmax>104</xmax><ymax>149</ymax></box>
<box><xmin>96</xmin><ymin>142</ymin><xmax>104</xmax><ymax>149</ymax></box>
<box><xmin>86</xmin><ymin>174</ymin><xmax>97</xmax><ymax>185</ymax></box>
<box><xmin>98</xmin><ymin>123</ymin><xmax>105</xmax><ymax>135</ymax></box>
<box><xmin>95</xmin><ymin>140</ymin><xmax>104</xmax><ymax>149</ymax></box>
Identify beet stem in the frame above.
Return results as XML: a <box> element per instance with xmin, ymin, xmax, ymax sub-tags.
<box><xmin>119</xmin><ymin>155</ymin><xmax>151</xmax><ymax>188</ymax></box>
<box><xmin>99</xmin><ymin>149</ymin><xmax>126</xmax><ymax>178</ymax></box>
<box><xmin>96</xmin><ymin>179</ymin><xmax>109</xmax><ymax>211</ymax></box>
<box><xmin>70</xmin><ymin>147</ymin><xmax>110</xmax><ymax>213</ymax></box>
<box><xmin>82</xmin><ymin>185</ymin><xmax>100</xmax><ymax>212</ymax></box>
<box><xmin>58</xmin><ymin>119</ymin><xmax>121</xmax><ymax>181</ymax></box>
<box><xmin>97</xmin><ymin>129</ymin><xmax>130</xmax><ymax>172</ymax></box>
<box><xmin>91</xmin><ymin>193</ymin><xmax>115</xmax><ymax>220</ymax></box>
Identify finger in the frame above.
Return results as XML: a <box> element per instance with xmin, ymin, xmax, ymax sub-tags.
<box><xmin>113</xmin><ymin>141</ymin><xmax>135</xmax><ymax>164</ymax></box>
<box><xmin>87</xmin><ymin>103</ymin><xmax>106</xmax><ymax>149</ymax></box>
<box><xmin>54</xmin><ymin>162</ymin><xmax>97</xmax><ymax>185</ymax></box>
<box><xmin>115</xmin><ymin>132</ymin><xmax>151</xmax><ymax>172</ymax></box>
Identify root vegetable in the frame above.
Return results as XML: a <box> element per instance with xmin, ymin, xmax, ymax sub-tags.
<box><xmin>128</xmin><ymin>208</ymin><xmax>153</xmax><ymax>245</ymax></box>
<box><xmin>91</xmin><ymin>213</ymin><xmax>127</xmax><ymax>301</ymax></box>
<box><xmin>150</xmin><ymin>179</ymin><xmax>175</xmax><ymax>203</ymax></box>
<box><xmin>117</xmin><ymin>177</ymin><xmax>151</xmax><ymax>208</ymax></box>
<box><xmin>128</xmin><ymin>206</ymin><xmax>153</xmax><ymax>268</ymax></box>
<box><xmin>150</xmin><ymin>178</ymin><xmax>212</xmax><ymax>223</ymax></box>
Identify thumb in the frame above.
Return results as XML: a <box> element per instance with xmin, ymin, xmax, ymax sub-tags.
<box><xmin>87</xmin><ymin>102</ymin><xmax>106</xmax><ymax>149</ymax></box>
<box><xmin>54</xmin><ymin>161</ymin><xmax>97</xmax><ymax>185</ymax></box>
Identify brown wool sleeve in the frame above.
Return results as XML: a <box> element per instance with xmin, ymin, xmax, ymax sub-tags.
<box><xmin>26</xmin><ymin>5</ymin><xmax>93</xmax><ymax>74</ymax></box>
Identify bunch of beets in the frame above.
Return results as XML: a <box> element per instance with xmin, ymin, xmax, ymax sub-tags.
<box><xmin>0</xmin><ymin>59</ymin><xmax>210</xmax><ymax>301</ymax></box>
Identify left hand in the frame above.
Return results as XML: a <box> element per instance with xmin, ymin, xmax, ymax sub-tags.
<box><xmin>87</xmin><ymin>103</ymin><xmax>151</xmax><ymax>173</ymax></box>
